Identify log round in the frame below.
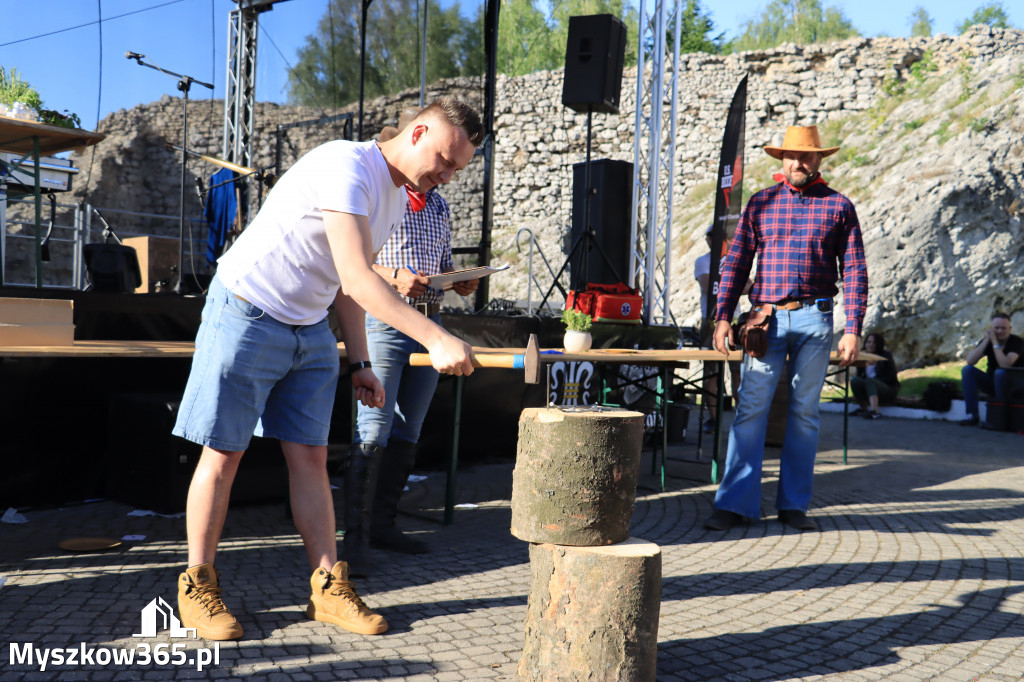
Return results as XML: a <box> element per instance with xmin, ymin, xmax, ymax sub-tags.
<box><xmin>519</xmin><ymin>538</ymin><xmax>662</xmax><ymax>682</ymax></box>
<box><xmin>511</xmin><ymin>407</ymin><xmax>645</xmax><ymax>546</ymax></box>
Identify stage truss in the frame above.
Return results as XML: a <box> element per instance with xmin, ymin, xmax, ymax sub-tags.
<box><xmin>630</xmin><ymin>0</ymin><xmax>681</xmax><ymax>325</ymax></box>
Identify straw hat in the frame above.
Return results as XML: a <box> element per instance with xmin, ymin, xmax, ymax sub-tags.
<box><xmin>763</xmin><ymin>125</ymin><xmax>840</xmax><ymax>159</ymax></box>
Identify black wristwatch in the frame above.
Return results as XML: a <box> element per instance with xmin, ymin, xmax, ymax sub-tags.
<box><xmin>346</xmin><ymin>360</ymin><xmax>372</xmax><ymax>376</ymax></box>
<box><xmin>392</xmin><ymin>267</ymin><xmax>400</xmax><ymax>281</ymax></box>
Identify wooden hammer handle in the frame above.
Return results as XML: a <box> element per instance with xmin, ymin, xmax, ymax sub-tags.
<box><xmin>408</xmin><ymin>353</ymin><xmax>523</xmax><ymax>370</ymax></box>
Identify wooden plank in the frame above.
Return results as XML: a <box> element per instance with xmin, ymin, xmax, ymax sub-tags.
<box><xmin>0</xmin><ymin>116</ymin><xmax>105</xmax><ymax>155</ymax></box>
<box><xmin>0</xmin><ymin>297</ymin><xmax>75</xmax><ymax>346</ymax></box>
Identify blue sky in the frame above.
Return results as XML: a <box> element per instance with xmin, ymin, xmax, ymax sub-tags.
<box><xmin>1</xmin><ymin>0</ymin><xmax>1019</xmax><ymax>131</ymax></box>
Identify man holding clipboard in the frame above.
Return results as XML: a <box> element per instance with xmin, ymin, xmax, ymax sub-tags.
<box><xmin>342</xmin><ymin>109</ymin><xmax>481</xmax><ymax>575</ymax></box>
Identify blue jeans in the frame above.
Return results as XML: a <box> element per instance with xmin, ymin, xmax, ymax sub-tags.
<box><xmin>714</xmin><ymin>302</ymin><xmax>834</xmax><ymax>519</ymax></box>
<box><xmin>355</xmin><ymin>313</ymin><xmax>441</xmax><ymax>447</ymax></box>
<box><xmin>173</xmin><ymin>276</ymin><xmax>340</xmax><ymax>451</ymax></box>
<box><xmin>961</xmin><ymin>365</ymin><xmax>1008</xmax><ymax>417</ymax></box>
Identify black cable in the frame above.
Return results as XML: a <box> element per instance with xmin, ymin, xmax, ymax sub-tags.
<box><xmin>83</xmin><ymin>0</ymin><xmax>103</xmax><ymax>195</ymax></box>
<box><xmin>209</xmin><ymin>0</ymin><xmax>217</xmax><ymax>139</ymax></box>
<box><xmin>258</xmin><ymin>24</ymin><xmax>331</xmax><ymax>116</ymax></box>
<box><xmin>328</xmin><ymin>0</ymin><xmax>337</xmax><ymax>109</ymax></box>
<box><xmin>0</xmin><ymin>0</ymin><xmax>186</xmax><ymax>47</ymax></box>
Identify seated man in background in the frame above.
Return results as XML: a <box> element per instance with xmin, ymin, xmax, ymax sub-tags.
<box><xmin>960</xmin><ymin>312</ymin><xmax>1024</xmax><ymax>426</ymax></box>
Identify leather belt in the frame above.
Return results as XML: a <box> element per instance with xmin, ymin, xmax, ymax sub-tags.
<box><xmin>775</xmin><ymin>298</ymin><xmax>812</xmax><ymax>311</ymax></box>
<box><xmin>413</xmin><ymin>302</ymin><xmax>441</xmax><ymax>316</ymax></box>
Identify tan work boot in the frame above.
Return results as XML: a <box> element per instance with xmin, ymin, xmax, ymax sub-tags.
<box><xmin>306</xmin><ymin>561</ymin><xmax>388</xmax><ymax>635</ymax></box>
<box><xmin>177</xmin><ymin>563</ymin><xmax>243</xmax><ymax>640</ymax></box>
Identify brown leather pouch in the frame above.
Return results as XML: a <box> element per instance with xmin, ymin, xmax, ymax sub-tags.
<box><xmin>738</xmin><ymin>304</ymin><xmax>774</xmax><ymax>358</ymax></box>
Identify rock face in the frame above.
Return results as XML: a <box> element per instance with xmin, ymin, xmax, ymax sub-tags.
<box><xmin>6</xmin><ymin>26</ymin><xmax>1023</xmax><ymax>364</ymax></box>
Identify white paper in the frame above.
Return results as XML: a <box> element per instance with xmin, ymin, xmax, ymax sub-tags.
<box><xmin>127</xmin><ymin>509</ymin><xmax>184</xmax><ymax>518</ymax></box>
<box><xmin>427</xmin><ymin>264</ymin><xmax>510</xmax><ymax>289</ymax></box>
<box><xmin>2</xmin><ymin>508</ymin><xmax>27</xmax><ymax>524</ymax></box>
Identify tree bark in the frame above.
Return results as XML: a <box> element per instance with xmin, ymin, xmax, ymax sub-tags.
<box><xmin>519</xmin><ymin>538</ymin><xmax>662</xmax><ymax>682</ymax></box>
<box><xmin>511</xmin><ymin>407</ymin><xmax>644</xmax><ymax>546</ymax></box>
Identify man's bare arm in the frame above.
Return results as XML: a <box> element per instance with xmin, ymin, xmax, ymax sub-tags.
<box><xmin>324</xmin><ymin>210</ymin><xmax>473</xmax><ymax>375</ymax></box>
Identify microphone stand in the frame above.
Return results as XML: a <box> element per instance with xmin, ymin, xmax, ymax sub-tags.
<box><xmin>127</xmin><ymin>52</ymin><xmax>213</xmax><ymax>294</ymax></box>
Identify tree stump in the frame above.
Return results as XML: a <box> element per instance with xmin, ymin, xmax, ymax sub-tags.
<box><xmin>519</xmin><ymin>538</ymin><xmax>662</xmax><ymax>682</ymax></box>
<box><xmin>511</xmin><ymin>407</ymin><xmax>644</xmax><ymax>546</ymax></box>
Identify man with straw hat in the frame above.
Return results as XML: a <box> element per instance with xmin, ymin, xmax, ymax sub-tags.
<box><xmin>704</xmin><ymin>125</ymin><xmax>868</xmax><ymax>533</ymax></box>
<box><xmin>341</xmin><ymin>107</ymin><xmax>480</xmax><ymax>575</ymax></box>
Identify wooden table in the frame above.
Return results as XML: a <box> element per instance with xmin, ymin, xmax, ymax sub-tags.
<box><xmin>0</xmin><ymin>340</ymin><xmax>881</xmax><ymax>524</ymax></box>
<box><xmin>0</xmin><ymin>116</ymin><xmax>106</xmax><ymax>287</ymax></box>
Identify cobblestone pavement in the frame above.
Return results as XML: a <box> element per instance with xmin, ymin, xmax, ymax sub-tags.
<box><xmin>2</xmin><ymin>412</ymin><xmax>1024</xmax><ymax>681</ymax></box>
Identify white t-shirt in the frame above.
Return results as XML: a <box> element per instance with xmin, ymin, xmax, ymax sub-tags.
<box><xmin>217</xmin><ymin>140</ymin><xmax>406</xmax><ymax>325</ymax></box>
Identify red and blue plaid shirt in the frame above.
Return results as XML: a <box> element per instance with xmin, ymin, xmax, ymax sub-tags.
<box><xmin>716</xmin><ymin>175</ymin><xmax>868</xmax><ymax>336</ymax></box>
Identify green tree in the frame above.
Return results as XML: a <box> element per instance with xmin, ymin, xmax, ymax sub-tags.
<box><xmin>909</xmin><ymin>6</ymin><xmax>933</xmax><ymax>37</ymax></box>
<box><xmin>730</xmin><ymin>0</ymin><xmax>859</xmax><ymax>52</ymax></box>
<box><xmin>496</xmin><ymin>0</ymin><xmax>561</xmax><ymax>76</ymax></box>
<box><xmin>288</xmin><ymin>0</ymin><xmax>476</xmax><ymax>108</ymax></box>
<box><xmin>674</xmin><ymin>0</ymin><xmax>724</xmax><ymax>54</ymax></box>
<box><xmin>957</xmin><ymin>2</ymin><xmax>1011</xmax><ymax>33</ymax></box>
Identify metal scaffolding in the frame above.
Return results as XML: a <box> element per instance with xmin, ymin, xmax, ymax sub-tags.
<box><xmin>223</xmin><ymin>1</ymin><xmax>285</xmax><ymax>219</ymax></box>
<box><xmin>630</xmin><ymin>0</ymin><xmax>681</xmax><ymax>325</ymax></box>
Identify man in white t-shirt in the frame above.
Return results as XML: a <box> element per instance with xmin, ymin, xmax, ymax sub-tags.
<box><xmin>171</xmin><ymin>98</ymin><xmax>483</xmax><ymax>640</ymax></box>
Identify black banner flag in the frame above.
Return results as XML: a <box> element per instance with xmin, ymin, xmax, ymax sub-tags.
<box><xmin>703</xmin><ymin>75</ymin><xmax>748</xmax><ymax>347</ymax></box>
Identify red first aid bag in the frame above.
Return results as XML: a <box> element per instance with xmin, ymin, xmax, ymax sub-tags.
<box><xmin>566</xmin><ymin>283</ymin><xmax>642</xmax><ymax>324</ymax></box>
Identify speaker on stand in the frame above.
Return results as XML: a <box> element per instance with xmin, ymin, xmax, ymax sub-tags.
<box><xmin>541</xmin><ymin>14</ymin><xmax>628</xmax><ymax>308</ymax></box>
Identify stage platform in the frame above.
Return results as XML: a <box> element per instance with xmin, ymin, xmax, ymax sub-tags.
<box><xmin>0</xmin><ymin>287</ymin><xmax>681</xmax><ymax>508</ymax></box>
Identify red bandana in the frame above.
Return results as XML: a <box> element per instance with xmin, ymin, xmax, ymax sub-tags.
<box><xmin>773</xmin><ymin>172</ymin><xmax>828</xmax><ymax>192</ymax></box>
<box><xmin>405</xmin><ymin>185</ymin><xmax>426</xmax><ymax>212</ymax></box>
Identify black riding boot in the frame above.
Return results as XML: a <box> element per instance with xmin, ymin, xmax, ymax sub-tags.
<box><xmin>370</xmin><ymin>438</ymin><xmax>429</xmax><ymax>554</ymax></box>
<box><xmin>340</xmin><ymin>442</ymin><xmax>383</xmax><ymax>577</ymax></box>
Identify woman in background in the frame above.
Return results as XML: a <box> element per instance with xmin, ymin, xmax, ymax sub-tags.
<box><xmin>851</xmin><ymin>333</ymin><xmax>900</xmax><ymax>420</ymax></box>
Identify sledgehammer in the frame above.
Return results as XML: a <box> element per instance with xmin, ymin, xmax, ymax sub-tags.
<box><xmin>409</xmin><ymin>333</ymin><xmax>541</xmax><ymax>384</ymax></box>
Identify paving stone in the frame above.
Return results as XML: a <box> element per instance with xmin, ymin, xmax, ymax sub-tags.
<box><xmin>4</xmin><ymin>414</ymin><xmax>1024</xmax><ymax>679</ymax></box>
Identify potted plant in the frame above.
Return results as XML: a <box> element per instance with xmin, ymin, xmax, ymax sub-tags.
<box><xmin>561</xmin><ymin>309</ymin><xmax>593</xmax><ymax>352</ymax></box>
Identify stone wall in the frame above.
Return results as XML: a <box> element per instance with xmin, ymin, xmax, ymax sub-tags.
<box><xmin>7</xmin><ymin>25</ymin><xmax>1024</xmax><ymax>364</ymax></box>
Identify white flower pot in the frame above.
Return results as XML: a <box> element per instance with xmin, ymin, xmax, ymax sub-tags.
<box><xmin>563</xmin><ymin>330</ymin><xmax>593</xmax><ymax>352</ymax></box>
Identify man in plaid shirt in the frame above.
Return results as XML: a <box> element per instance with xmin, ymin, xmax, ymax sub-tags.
<box><xmin>342</xmin><ymin>110</ymin><xmax>480</xmax><ymax>575</ymax></box>
<box><xmin>705</xmin><ymin>125</ymin><xmax>867</xmax><ymax>533</ymax></box>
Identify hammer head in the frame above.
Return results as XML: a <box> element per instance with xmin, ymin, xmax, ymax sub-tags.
<box><xmin>524</xmin><ymin>333</ymin><xmax>540</xmax><ymax>384</ymax></box>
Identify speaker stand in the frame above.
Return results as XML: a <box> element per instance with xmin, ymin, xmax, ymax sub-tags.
<box><xmin>540</xmin><ymin>108</ymin><xmax>628</xmax><ymax>310</ymax></box>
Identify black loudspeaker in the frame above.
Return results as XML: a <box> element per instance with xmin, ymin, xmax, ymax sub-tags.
<box><xmin>84</xmin><ymin>243</ymin><xmax>143</xmax><ymax>293</ymax></box>
<box><xmin>562</xmin><ymin>14</ymin><xmax>627</xmax><ymax>114</ymax></box>
<box><xmin>571</xmin><ymin>159</ymin><xmax>633</xmax><ymax>286</ymax></box>
<box><xmin>106</xmin><ymin>393</ymin><xmax>289</xmax><ymax>514</ymax></box>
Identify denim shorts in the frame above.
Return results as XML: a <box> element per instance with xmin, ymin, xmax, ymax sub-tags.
<box><xmin>172</xmin><ymin>277</ymin><xmax>340</xmax><ymax>451</ymax></box>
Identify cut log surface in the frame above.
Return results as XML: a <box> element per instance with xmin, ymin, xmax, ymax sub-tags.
<box><xmin>511</xmin><ymin>407</ymin><xmax>644</xmax><ymax>546</ymax></box>
<box><xmin>519</xmin><ymin>538</ymin><xmax>662</xmax><ymax>682</ymax></box>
